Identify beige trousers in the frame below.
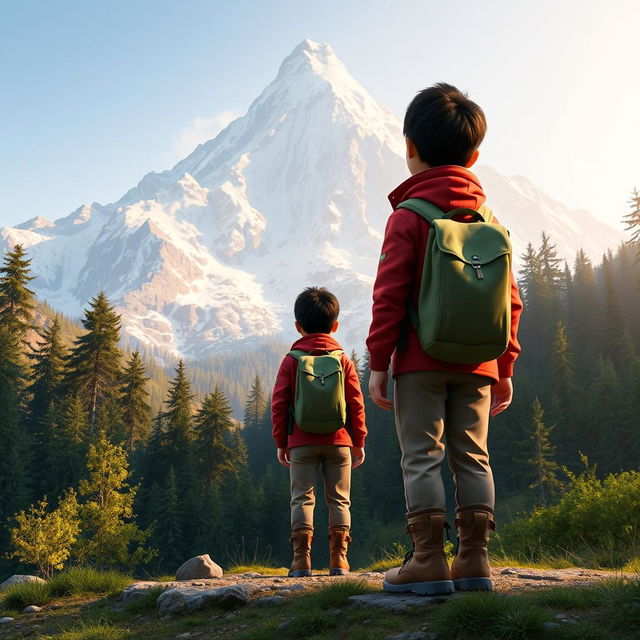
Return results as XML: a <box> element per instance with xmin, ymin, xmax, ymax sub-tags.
<box><xmin>289</xmin><ymin>445</ymin><xmax>352</xmax><ymax>531</ymax></box>
<box><xmin>394</xmin><ymin>370</ymin><xmax>494</xmax><ymax>512</ymax></box>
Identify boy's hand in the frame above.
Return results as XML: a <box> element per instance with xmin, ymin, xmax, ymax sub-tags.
<box><xmin>277</xmin><ymin>448</ymin><xmax>291</xmax><ymax>467</ymax></box>
<box><xmin>369</xmin><ymin>370</ymin><xmax>393</xmax><ymax>410</ymax></box>
<box><xmin>490</xmin><ymin>377</ymin><xmax>513</xmax><ymax>416</ymax></box>
<box><xmin>352</xmin><ymin>447</ymin><xmax>365</xmax><ymax>468</ymax></box>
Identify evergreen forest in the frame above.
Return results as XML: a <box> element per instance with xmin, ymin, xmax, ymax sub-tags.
<box><xmin>1</xmin><ymin>191</ymin><xmax>639</xmax><ymax>575</ymax></box>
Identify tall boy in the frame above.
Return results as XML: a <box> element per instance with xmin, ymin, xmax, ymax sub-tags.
<box><xmin>272</xmin><ymin>287</ymin><xmax>367</xmax><ymax>577</ymax></box>
<box><xmin>367</xmin><ymin>83</ymin><xmax>523</xmax><ymax>594</ymax></box>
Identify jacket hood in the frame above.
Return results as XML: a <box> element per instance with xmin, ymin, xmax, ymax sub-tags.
<box><xmin>388</xmin><ymin>166</ymin><xmax>486</xmax><ymax>211</ymax></box>
<box><xmin>290</xmin><ymin>333</ymin><xmax>344</xmax><ymax>353</ymax></box>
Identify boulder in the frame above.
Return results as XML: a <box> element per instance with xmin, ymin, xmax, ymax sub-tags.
<box><xmin>175</xmin><ymin>555</ymin><xmax>223</xmax><ymax>581</ymax></box>
<box><xmin>0</xmin><ymin>575</ymin><xmax>46</xmax><ymax>590</ymax></box>
<box><xmin>0</xmin><ymin>617</ymin><xmax>14</xmax><ymax>624</ymax></box>
<box><xmin>157</xmin><ymin>583</ymin><xmax>260</xmax><ymax>615</ymax></box>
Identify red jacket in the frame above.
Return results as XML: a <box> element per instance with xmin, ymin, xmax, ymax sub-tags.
<box><xmin>366</xmin><ymin>166</ymin><xmax>523</xmax><ymax>382</ymax></box>
<box><xmin>272</xmin><ymin>334</ymin><xmax>367</xmax><ymax>449</ymax></box>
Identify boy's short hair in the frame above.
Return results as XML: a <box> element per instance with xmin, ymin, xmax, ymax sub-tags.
<box><xmin>294</xmin><ymin>287</ymin><xmax>339</xmax><ymax>334</ymax></box>
<box><xmin>403</xmin><ymin>82</ymin><xmax>486</xmax><ymax>167</ymax></box>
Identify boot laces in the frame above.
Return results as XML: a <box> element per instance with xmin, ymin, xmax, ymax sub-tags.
<box><xmin>402</xmin><ymin>544</ymin><xmax>415</xmax><ymax>566</ymax></box>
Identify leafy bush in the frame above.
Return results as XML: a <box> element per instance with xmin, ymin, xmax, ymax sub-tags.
<box><xmin>497</xmin><ymin>461</ymin><xmax>640</xmax><ymax>567</ymax></box>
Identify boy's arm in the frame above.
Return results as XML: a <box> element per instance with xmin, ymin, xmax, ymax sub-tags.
<box><xmin>272</xmin><ymin>356</ymin><xmax>294</xmax><ymax>449</ymax></box>
<box><xmin>366</xmin><ymin>210</ymin><xmax>417</xmax><ymax>372</ymax></box>
<box><xmin>342</xmin><ymin>356</ymin><xmax>367</xmax><ymax>448</ymax></box>
<box><xmin>496</xmin><ymin>270</ymin><xmax>523</xmax><ymax>378</ymax></box>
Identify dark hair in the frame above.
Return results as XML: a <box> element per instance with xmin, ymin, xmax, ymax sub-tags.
<box><xmin>294</xmin><ymin>287</ymin><xmax>339</xmax><ymax>334</ymax></box>
<box><xmin>403</xmin><ymin>83</ymin><xmax>486</xmax><ymax>167</ymax></box>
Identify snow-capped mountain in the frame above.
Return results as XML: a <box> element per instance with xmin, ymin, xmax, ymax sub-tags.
<box><xmin>1</xmin><ymin>39</ymin><xmax>625</xmax><ymax>357</ymax></box>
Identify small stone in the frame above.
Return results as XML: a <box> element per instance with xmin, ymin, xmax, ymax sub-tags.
<box><xmin>542</xmin><ymin>622</ymin><xmax>560</xmax><ymax>630</ymax></box>
<box><xmin>255</xmin><ymin>596</ymin><xmax>285</xmax><ymax>607</ymax></box>
<box><xmin>500</xmin><ymin>568</ymin><xmax>519</xmax><ymax>575</ymax></box>
<box><xmin>286</xmin><ymin>583</ymin><xmax>305</xmax><ymax>591</ymax></box>
<box><xmin>278</xmin><ymin>589</ymin><xmax>292</xmax><ymax>595</ymax></box>
<box><xmin>22</xmin><ymin>605</ymin><xmax>42</xmax><ymax>614</ymax></box>
<box><xmin>273</xmin><ymin>578</ymin><xmax>286</xmax><ymax>583</ymax></box>
<box><xmin>240</xmin><ymin>625</ymin><xmax>249</xmax><ymax>629</ymax></box>
<box><xmin>362</xmin><ymin>619</ymin><xmax>372</xmax><ymax>625</ymax></box>
<box><xmin>243</xmin><ymin>572</ymin><xmax>262</xmax><ymax>578</ymax></box>
<box><xmin>328</xmin><ymin>608</ymin><xmax>342</xmax><ymax>616</ymax></box>
<box><xmin>517</xmin><ymin>573</ymin><xmax>563</xmax><ymax>582</ymax></box>
<box><xmin>0</xmin><ymin>617</ymin><xmax>14</xmax><ymax>624</ymax></box>
<box><xmin>278</xmin><ymin>621</ymin><xmax>290</xmax><ymax>631</ymax></box>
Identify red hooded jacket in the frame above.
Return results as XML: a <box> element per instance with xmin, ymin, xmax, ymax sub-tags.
<box><xmin>366</xmin><ymin>166</ymin><xmax>523</xmax><ymax>381</ymax></box>
<box><xmin>272</xmin><ymin>334</ymin><xmax>367</xmax><ymax>449</ymax></box>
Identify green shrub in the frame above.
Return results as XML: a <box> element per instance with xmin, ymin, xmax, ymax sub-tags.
<box><xmin>498</xmin><ymin>462</ymin><xmax>640</xmax><ymax>567</ymax></box>
<box><xmin>54</xmin><ymin>622</ymin><xmax>127</xmax><ymax>640</ymax></box>
<box><xmin>49</xmin><ymin>567</ymin><xmax>131</xmax><ymax>596</ymax></box>
<box><xmin>0</xmin><ymin>580</ymin><xmax>52</xmax><ymax>609</ymax></box>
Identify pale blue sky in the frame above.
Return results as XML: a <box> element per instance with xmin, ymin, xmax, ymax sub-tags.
<box><xmin>1</xmin><ymin>0</ymin><xmax>638</xmax><ymax>230</ymax></box>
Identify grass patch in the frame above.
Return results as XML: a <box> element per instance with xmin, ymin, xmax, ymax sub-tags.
<box><xmin>226</xmin><ymin>564</ymin><xmax>288</xmax><ymax>576</ymax></box>
<box><xmin>295</xmin><ymin>579</ymin><xmax>377</xmax><ymax>610</ymax></box>
<box><xmin>523</xmin><ymin>584</ymin><xmax>603</xmax><ymax>610</ymax></box>
<box><xmin>49</xmin><ymin>567</ymin><xmax>132</xmax><ymax>597</ymax></box>
<box><xmin>0</xmin><ymin>579</ymin><xmax>52</xmax><ymax>608</ymax></box>
<box><xmin>50</xmin><ymin>621</ymin><xmax>128</xmax><ymax>640</ymax></box>
<box><xmin>622</xmin><ymin>557</ymin><xmax>640</xmax><ymax>573</ymax></box>
<box><xmin>123</xmin><ymin>585</ymin><xmax>167</xmax><ymax>614</ymax></box>
<box><xmin>433</xmin><ymin>592</ymin><xmax>551</xmax><ymax>639</ymax></box>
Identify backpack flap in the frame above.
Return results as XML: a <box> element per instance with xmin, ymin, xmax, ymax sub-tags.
<box><xmin>432</xmin><ymin>219</ymin><xmax>511</xmax><ymax>272</ymax></box>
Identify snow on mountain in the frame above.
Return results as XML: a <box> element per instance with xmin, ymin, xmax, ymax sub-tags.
<box><xmin>0</xmin><ymin>39</ymin><xmax>625</xmax><ymax>357</ymax></box>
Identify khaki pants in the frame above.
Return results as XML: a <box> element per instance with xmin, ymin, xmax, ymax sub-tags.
<box><xmin>289</xmin><ymin>445</ymin><xmax>352</xmax><ymax>531</ymax></box>
<box><xmin>394</xmin><ymin>370</ymin><xmax>494</xmax><ymax>513</ymax></box>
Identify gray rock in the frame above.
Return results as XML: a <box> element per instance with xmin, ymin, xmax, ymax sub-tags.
<box><xmin>175</xmin><ymin>554</ymin><xmax>223</xmax><ymax>580</ymax></box>
<box><xmin>542</xmin><ymin>622</ymin><xmax>561</xmax><ymax>630</ymax></box>
<box><xmin>156</xmin><ymin>583</ymin><xmax>260</xmax><ymax>615</ymax></box>
<box><xmin>243</xmin><ymin>572</ymin><xmax>262</xmax><ymax>578</ymax></box>
<box><xmin>349</xmin><ymin>593</ymin><xmax>450</xmax><ymax>610</ymax></box>
<box><xmin>277</xmin><ymin>621</ymin><xmax>290</xmax><ymax>630</ymax></box>
<box><xmin>0</xmin><ymin>575</ymin><xmax>46</xmax><ymax>590</ymax></box>
<box><xmin>278</xmin><ymin>588</ymin><xmax>292</xmax><ymax>595</ymax></box>
<box><xmin>500</xmin><ymin>568</ymin><xmax>520</xmax><ymax>575</ymax></box>
<box><xmin>387</xmin><ymin>633</ymin><xmax>436</xmax><ymax>640</ymax></box>
<box><xmin>0</xmin><ymin>617</ymin><xmax>14</xmax><ymax>624</ymax></box>
<box><xmin>286</xmin><ymin>583</ymin><xmax>305</xmax><ymax>591</ymax></box>
<box><xmin>22</xmin><ymin>605</ymin><xmax>42</xmax><ymax>613</ymax></box>
<box><xmin>255</xmin><ymin>596</ymin><xmax>285</xmax><ymax>607</ymax></box>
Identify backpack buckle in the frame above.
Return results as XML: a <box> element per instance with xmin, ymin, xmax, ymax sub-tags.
<box><xmin>318</xmin><ymin>373</ymin><xmax>326</xmax><ymax>385</ymax></box>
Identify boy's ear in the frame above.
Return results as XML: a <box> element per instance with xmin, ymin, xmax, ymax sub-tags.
<box><xmin>331</xmin><ymin>320</ymin><xmax>339</xmax><ymax>334</ymax></box>
<box><xmin>295</xmin><ymin>321</ymin><xmax>305</xmax><ymax>336</ymax></box>
<box><xmin>465</xmin><ymin>149</ymin><xmax>480</xmax><ymax>168</ymax></box>
<box><xmin>405</xmin><ymin>136</ymin><xmax>418</xmax><ymax>159</ymax></box>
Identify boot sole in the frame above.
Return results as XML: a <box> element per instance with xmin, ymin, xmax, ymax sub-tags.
<box><xmin>383</xmin><ymin>579</ymin><xmax>455</xmax><ymax>596</ymax></box>
<box><xmin>454</xmin><ymin>577</ymin><xmax>492</xmax><ymax>591</ymax></box>
<box><xmin>329</xmin><ymin>568</ymin><xmax>349</xmax><ymax>576</ymax></box>
<box><xmin>288</xmin><ymin>570</ymin><xmax>312</xmax><ymax>577</ymax></box>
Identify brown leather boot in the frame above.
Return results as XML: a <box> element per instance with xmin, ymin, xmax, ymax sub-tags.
<box><xmin>288</xmin><ymin>528</ymin><xmax>313</xmax><ymax>577</ymax></box>
<box><xmin>383</xmin><ymin>508</ymin><xmax>454</xmax><ymax>595</ymax></box>
<box><xmin>328</xmin><ymin>527</ymin><xmax>351</xmax><ymax>576</ymax></box>
<box><xmin>450</xmin><ymin>505</ymin><xmax>496</xmax><ymax>591</ymax></box>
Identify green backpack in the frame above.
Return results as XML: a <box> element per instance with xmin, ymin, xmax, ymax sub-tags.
<box><xmin>398</xmin><ymin>198</ymin><xmax>512</xmax><ymax>365</ymax></box>
<box><xmin>288</xmin><ymin>349</ymin><xmax>347</xmax><ymax>434</ymax></box>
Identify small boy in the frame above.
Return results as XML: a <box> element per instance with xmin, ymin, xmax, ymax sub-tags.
<box><xmin>367</xmin><ymin>83</ymin><xmax>523</xmax><ymax>594</ymax></box>
<box><xmin>272</xmin><ymin>287</ymin><xmax>367</xmax><ymax>577</ymax></box>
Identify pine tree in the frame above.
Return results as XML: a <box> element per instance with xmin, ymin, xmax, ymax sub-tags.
<box><xmin>600</xmin><ymin>254</ymin><xmax>632</xmax><ymax>369</ymax></box>
<box><xmin>243</xmin><ymin>374</ymin><xmax>268</xmax><ymax>473</ymax></box>
<box><xmin>120</xmin><ymin>351</ymin><xmax>152</xmax><ymax>451</ymax></box>
<box><xmin>53</xmin><ymin>392</ymin><xmax>89</xmax><ymax>493</ymax></box>
<box><xmin>26</xmin><ymin>316</ymin><xmax>67</xmax><ymax>497</ymax></box>
<box><xmin>194</xmin><ymin>387</ymin><xmax>234</xmax><ymax>489</ymax></box>
<box><xmin>162</xmin><ymin>360</ymin><xmax>195</xmax><ymax>468</ymax></box>
<box><xmin>623</xmin><ymin>188</ymin><xmax>640</xmax><ymax>256</ymax></box>
<box><xmin>0</xmin><ymin>244</ymin><xmax>36</xmax><ymax>339</ymax></box>
<box><xmin>0</xmin><ymin>324</ymin><xmax>29</xmax><ymax>530</ymax></box>
<box><xmin>65</xmin><ymin>292</ymin><xmax>123</xmax><ymax>430</ymax></box>
<box><xmin>77</xmin><ymin>430</ymin><xmax>155</xmax><ymax>568</ymax></box>
<box><xmin>527</xmin><ymin>398</ymin><xmax>562</xmax><ymax>507</ymax></box>
<box><xmin>151</xmin><ymin>466</ymin><xmax>184</xmax><ymax>570</ymax></box>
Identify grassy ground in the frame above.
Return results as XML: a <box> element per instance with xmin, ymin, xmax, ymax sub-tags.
<box><xmin>1</xmin><ymin>573</ymin><xmax>639</xmax><ymax>639</ymax></box>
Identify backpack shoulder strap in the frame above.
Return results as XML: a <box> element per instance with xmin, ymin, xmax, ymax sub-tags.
<box><xmin>288</xmin><ymin>349</ymin><xmax>307</xmax><ymax>360</ymax></box>
<box><xmin>478</xmin><ymin>204</ymin><xmax>494</xmax><ymax>224</ymax></box>
<box><xmin>396</xmin><ymin>198</ymin><xmax>444</xmax><ymax>223</ymax></box>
